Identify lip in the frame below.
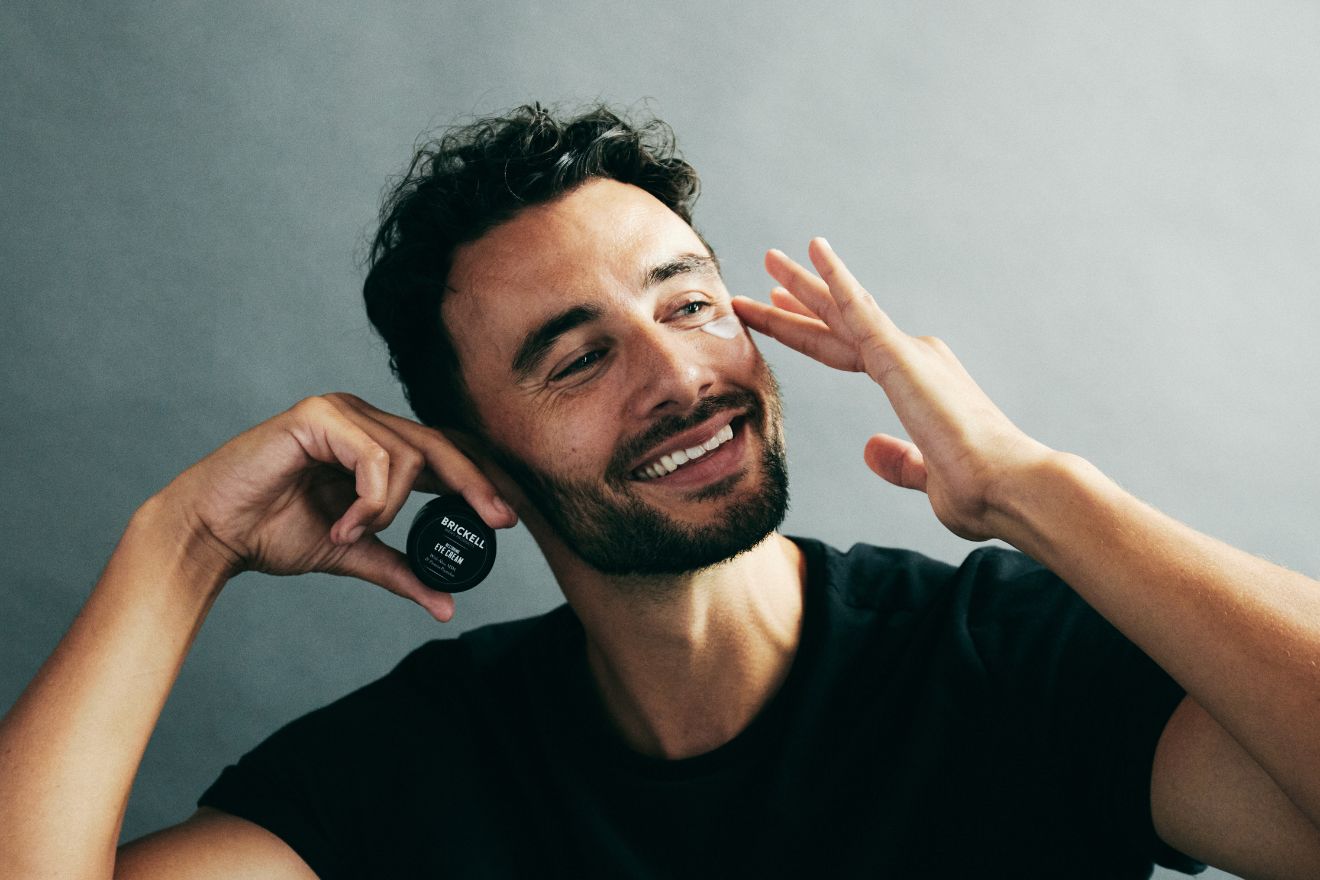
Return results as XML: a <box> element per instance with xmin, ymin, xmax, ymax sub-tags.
<box><xmin>626</xmin><ymin>410</ymin><xmax>743</xmax><ymax>476</ymax></box>
<box><xmin>627</xmin><ymin>416</ymin><xmax>749</xmax><ymax>490</ymax></box>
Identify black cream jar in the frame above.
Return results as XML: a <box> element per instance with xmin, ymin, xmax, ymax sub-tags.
<box><xmin>405</xmin><ymin>495</ymin><xmax>497</xmax><ymax>592</ymax></box>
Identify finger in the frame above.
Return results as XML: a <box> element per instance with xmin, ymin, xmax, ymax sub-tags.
<box><xmin>335</xmin><ymin>534</ymin><xmax>456</xmax><ymax>622</ymax></box>
<box><xmin>327</xmin><ymin>393</ymin><xmax>518</xmax><ymax>530</ymax></box>
<box><xmin>287</xmin><ymin>398</ymin><xmax>392</xmax><ymax>545</ymax></box>
<box><xmin>806</xmin><ymin>238</ymin><xmax>903</xmax><ymax>342</ymax></box>
<box><xmin>769</xmin><ymin>286</ymin><xmax>820</xmax><ymax>319</ymax></box>
<box><xmin>326</xmin><ymin>402</ymin><xmax>428</xmax><ymax>539</ymax></box>
<box><xmin>335</xmin><ymin>394</ymin><xmax>517</xmax><ymax>530</ymax></box>
<box><xmin>731</xmin><ymin>296</ymin><xmax>865</xmax><ymax>372</ymax></box>
<box><xmin>863</xmin><ymin>433</ymin><xmax>927</xmax><ymax>492</ymax></box>
<box><xmin>764</xmin><ymin>248</ymin><xmax>841</xmax><ymax>324</ymax></box>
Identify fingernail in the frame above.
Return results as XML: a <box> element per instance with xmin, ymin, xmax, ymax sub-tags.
<box><xmin>818</xmin><ymin>237</ymin><xmax>832</xmax><ymax>252</ymax></box>
<box><xmin>345</xmin><ymin>524</ymin><xmax>365</xmax><ymax>543</ymax></box>
<box><xmin>434</xmin><ymin>594</ymin><xmax>456</xmax><ymax>622</ymax></box>
<box><xmin>493</xmin><ymin>496</ymin><xmax>516</xmax><ymax>522</ymax></box>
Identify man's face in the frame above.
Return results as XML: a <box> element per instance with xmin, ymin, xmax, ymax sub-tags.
<box><xmin>444</xmin><ymin>178</ymin><xmax>788</xmax><ymax>578</ymax></box>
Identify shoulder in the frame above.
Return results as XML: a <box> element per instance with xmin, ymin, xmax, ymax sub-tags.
<box><xmin>453</xmin><ymin>601</ymin><xmax>578</xmax><ymax>671</ymax></box>
<box><xmin>197</xmin><ymin>603</ymin><xmax>578</xmax><ymax>828</ymax></box>
<box><xmin>792</xmin><ymin>537</ymin><xmax>1117</xmax><ymax>682</ymax></box>
<box><xmin>794</xmin><ymin>535</ymin><xmax>1061</xmax><ymax>618</ymax></box>
<box><xmin>222</xmin><ymin>603</ymin><xmax>577</xmax><ymax>761</ymax></box>
<box><xmin>791</xmin><ymin>534</ymin><xmax>954</xmax><ymax>608</ymax></box>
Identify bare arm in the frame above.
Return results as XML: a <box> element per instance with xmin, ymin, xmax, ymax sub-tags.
<box><xmin>990</xmin><ymin>451</ymin><xmax>1320</xmax><ymax>835</ymax></box>
<box><xmin>114</xmin><ymin>808</ymin><xmax>318</xmax><ymax>880</ymax></box>
<box><xmin>0</xmin><ymin>493</ymin><xmax>235</xmax><ymax>877</ymax></box>
<box><xmin>0</xmin><ymin>393</ymin><xmax>515</xmax><ymax>878</ymax></box>
<box><xmin>734</xmin><ymin>238</ymin><xmax>1320</xmax><ymax>875</ymax></box>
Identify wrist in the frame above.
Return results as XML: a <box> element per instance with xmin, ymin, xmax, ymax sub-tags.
<box><xmin>983</xmin><ymin>449</ymin><xmax>1112</xmax><ymax>557</ymax></box>
<box><xmin>127</xmin><ymin>488</ymin><xmax>239</xmax><ymax>598</ymax></box>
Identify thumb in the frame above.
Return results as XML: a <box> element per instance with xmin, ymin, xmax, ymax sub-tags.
<box><xmin>334</xmin><ymin>535</ymin><xmax>456</xmax><ymax>622</ymax></box>
<box><xmin>863</xmin><ymin>433</ymin><xmax>928</xmax><ymax>492</ymax></box>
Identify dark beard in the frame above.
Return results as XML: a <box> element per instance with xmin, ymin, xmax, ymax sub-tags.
<box><xmin>485</xmin><ymin>369</ymin><xmax>790</xmax><ymax>578</ymax></box>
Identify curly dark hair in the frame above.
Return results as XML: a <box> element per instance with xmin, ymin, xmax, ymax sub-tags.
<box><xmin>362</xmin><ymin>102</ymin><xmax>704</xmax><ymax>434</ymax></box>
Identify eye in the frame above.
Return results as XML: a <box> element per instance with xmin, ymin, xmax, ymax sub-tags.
<box><xmin>676</xmin><ymin>300</ymin><xmax>711</xmax><ymax>318</ymax></box>
<box><xmin>551</xmin><ymin>349</ymin><xmax>605</xmax><ymax>381</ymax></box>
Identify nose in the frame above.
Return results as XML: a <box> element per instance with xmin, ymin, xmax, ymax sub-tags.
<box><xmin>626</xmin><ymin>324</ymin><xmax>717</xmax><ymax>420</ymax></box>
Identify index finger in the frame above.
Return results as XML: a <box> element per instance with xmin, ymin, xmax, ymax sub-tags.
<box><xmin>805</xmin><ymin>238</ymin><xmax>903</xmax><ymax>343</ymax></box>
<box><xmin>764</xmin><ymin>248</ymin><xmax>840</xmax><ymax>324</ymax></box>
<box><xmin>730</xmin><ymin>296</ymin><xmax>866</xmax><ymax>373</ymax></box>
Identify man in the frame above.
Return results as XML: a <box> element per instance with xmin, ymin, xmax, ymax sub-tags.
<box><xmin>1</xmin><ymin>103</ymin><xmax>1318</xmax><ymax>878</ymax></box>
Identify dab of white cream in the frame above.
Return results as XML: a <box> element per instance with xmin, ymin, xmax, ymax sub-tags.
<box><xmin>701</xmin><ymin>315</ymin><xmax>743</xmax><ymax>339</ymax></box>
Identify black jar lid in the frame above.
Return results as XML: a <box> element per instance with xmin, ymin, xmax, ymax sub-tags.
<box><xmin>405</xmin><ymin>495</ymin><xmax>497</xmax><ymax>592</ymax></box>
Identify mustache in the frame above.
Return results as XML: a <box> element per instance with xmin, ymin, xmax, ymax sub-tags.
<box><xmin>608</xmin><ymin>389</ymin><xmax>762</xmax><ymax>481</ymax></box>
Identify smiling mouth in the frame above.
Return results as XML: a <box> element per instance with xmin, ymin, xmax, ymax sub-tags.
<box><xmin>629</xmin><ymin>416</ymin><xmax>743</xmax><ymax>481</ymax></box>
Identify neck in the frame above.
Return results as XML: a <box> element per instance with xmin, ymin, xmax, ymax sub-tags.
<box><xmin>545</xmin><ymin>532</ymin><xmax>806</xmax><ymax>760</ymax></box>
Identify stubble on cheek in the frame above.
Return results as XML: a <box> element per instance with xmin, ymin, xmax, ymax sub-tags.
<box><xmin>473</xmin><ymin>353</ymin><xmax>790</xmax><ymax>577</ymax></box>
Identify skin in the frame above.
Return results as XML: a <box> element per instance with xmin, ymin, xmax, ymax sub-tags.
<box><xmin>3</xmin><ymin>177</ymin><xmax>1320</xmax><ymax>877</ymax></box>
<box><xmin>442</xmin><ymin>179</ymin><xmax>805</xmax><ymax>756</ymax></box>
<box><xmin>736</xmin><ymin>236</ymin><xmax>1320</xmax><ymax>878</ymax></box>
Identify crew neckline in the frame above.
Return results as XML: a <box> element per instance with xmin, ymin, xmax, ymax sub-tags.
<box><xmin>555</xmin><ymin>535</ymin><xmax>830</xmax><ymax>781</ymax></box>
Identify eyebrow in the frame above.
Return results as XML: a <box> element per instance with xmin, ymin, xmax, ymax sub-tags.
<box><xmin>642</xmin><ymin>253</ymin><xmax>721</xmax><ymax>288</ymax></box>
<box><xmin>511</xmin><ymin>304</ymin><xmax>605</xmax><ymax>380</ymax></box>
<box><xmin>510</xmin><ymin>252</ymin><xmax>722</xmax><ymax>380</ymax></box>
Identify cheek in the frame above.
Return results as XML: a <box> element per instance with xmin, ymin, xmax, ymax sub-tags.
<box><xmin>498</xmin><ymin>412</ymin><xmax>611</xmax><ymax>479</ymax></box>
<box><xmin>700</xmin><ymin>326</ymin><xmax>762</xmax><ymax>380</ymax></box>
<box><xmin>647</xmin><ymin>319</ymin><xmax>761</xmax><ymax>381</ymax></box>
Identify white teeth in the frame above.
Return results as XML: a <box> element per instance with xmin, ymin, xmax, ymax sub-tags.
<box><xmin>632</xmin><ymin>421</ymin><xmax>739</xmax><ymax>480</ymax></box>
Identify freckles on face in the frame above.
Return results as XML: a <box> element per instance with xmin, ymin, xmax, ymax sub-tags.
<box><xmin>520</xmin><ymin>326</ymin><xmax>765</xmax><ymax>497</ymax></box>
<box><xmin>440</xmin><ymin>178</ymin><xmax>760</xmax><ymax>486</ymax></box>
<box><xmin>442</xmin><ymin>288</ymin><xmax>633</xmax><ymax>484</ymax></box>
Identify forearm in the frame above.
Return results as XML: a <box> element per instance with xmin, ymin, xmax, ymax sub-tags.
<box><xmin>988</xmin><ymin>452</ymin><xmax>1320</xmax><ymax>828</ymax></box>
<box><xmin>0</xmin><ymin>492</ymin><xmax>230</xmax><ymax>878</ymax></box>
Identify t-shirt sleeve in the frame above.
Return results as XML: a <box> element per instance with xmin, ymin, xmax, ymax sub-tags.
<box><xmin>199</xmin><ymin>711</ymin><xmax>346</xmax><ymax>879</ymax></box>
<box><xmin>956</xmin><ymin>546</ymin><xmax>1207</xmax><ymax>876</ymax></box>
<box><xmin>196</xmin><ymin>642</ymin><xmax>461</xmax><ymax>880</ymax></box>
<box><xmin>196</xmin><ymin>670</ymin><xmax>414</xmax><ymax>880</ymax></box>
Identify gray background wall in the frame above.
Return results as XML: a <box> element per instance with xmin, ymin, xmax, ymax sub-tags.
<box><xmin>4</xmin><ymin>2</ymin><xmax>1317</xmax><ymax>876</ymax></box>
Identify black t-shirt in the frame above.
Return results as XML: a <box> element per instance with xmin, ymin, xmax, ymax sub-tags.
<box><xmin>199</xmin><ymin>538</ymin><xmax>1207</xmax><ymax>878</ymax></box>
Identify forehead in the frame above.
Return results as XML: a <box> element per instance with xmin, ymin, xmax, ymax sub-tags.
<box><xmin>443</xmin><ymin>178</ymin><xmax>709</xmax><ymax>371</ymax></box>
